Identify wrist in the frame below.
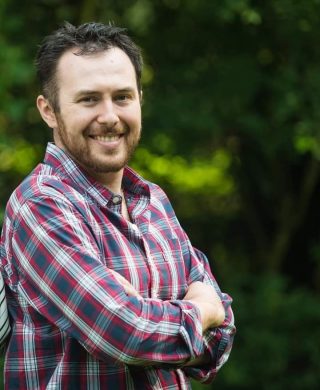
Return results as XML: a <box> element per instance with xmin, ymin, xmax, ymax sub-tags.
<box><xmin>190</xmin><ymin>300</ymin><xmax>225</xmax><ymax>331</ymax></box>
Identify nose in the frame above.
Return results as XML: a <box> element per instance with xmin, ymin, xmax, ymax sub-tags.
<box><xmin>96</xmin><ymin>99</ymin><xmax>119</xmax><ymax>127</ymax></box>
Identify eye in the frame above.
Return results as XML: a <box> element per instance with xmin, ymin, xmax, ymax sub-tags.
<box><xmin>79</xmin><ymin>96</ymin><xmax>99</xmax><ymax>105</ymax></box>
<box><xmin>115</xmin><ymin>94</ymin><xmax>130</xmax><ymax>102</ymax></box>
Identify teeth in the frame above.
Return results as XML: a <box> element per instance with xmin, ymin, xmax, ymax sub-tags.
<box><xmin>94</xmin><ymin>135</ymin><xmax>121</xmax><ymax>142</ymax></box>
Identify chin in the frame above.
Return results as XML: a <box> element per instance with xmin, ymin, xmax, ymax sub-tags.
<box><xmin>91</xmin><ymin>159</ymin><xmax>127</xmax><ymax>173</ymax></box>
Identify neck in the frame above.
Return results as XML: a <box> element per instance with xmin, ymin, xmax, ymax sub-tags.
<box><xmin>80</xmin><ymin>163</ymin><xmax>124</xmax><ymax>194</ymax></box>
<box><xmin>53</xmin><ymin>141</ymin><xmax>124</xmax><ymax>194</ymax></box>
<box><xmin>90</xmin><ymin>169</ymin><xmax>124</xmax><ymax>194</ymax></box>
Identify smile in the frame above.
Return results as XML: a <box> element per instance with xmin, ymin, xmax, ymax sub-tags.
<box><xmin>91</xmin><ymin>134</ymin><xmax>123</xmax><ymax>142</ymax></box>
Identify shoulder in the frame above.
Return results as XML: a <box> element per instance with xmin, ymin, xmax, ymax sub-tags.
<box><xmin>4</xmin><ymin>164</ymin><xmax>85</xmax><ymax>223</ymax></box>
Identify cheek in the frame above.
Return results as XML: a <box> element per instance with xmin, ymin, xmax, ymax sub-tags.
<box><xmin>126</xmin><ymin>107</ymin><xmax>141</xmax><ymax>128</ymax></box>
<box><xmin>63</xmin><ymin>114</ymin><xmax>91</xmax><ymax>133</ymax></box>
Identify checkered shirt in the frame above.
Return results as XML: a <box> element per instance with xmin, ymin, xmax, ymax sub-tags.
<box><xmin>0</xmin><ymin>143</ymin><xmax>235</xmax><ymax>389</ymax></box>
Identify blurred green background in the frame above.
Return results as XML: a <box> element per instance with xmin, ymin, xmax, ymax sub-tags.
<box><xmin>1</xmin><ymin>0</ymin><xmax>320</xmax><ymax>389</ymax></box>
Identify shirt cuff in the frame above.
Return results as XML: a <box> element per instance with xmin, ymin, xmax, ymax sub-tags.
<box><xmin>183</xmin><ymin>327</ymin><xmax>234</xmax><ymax>383</ymax></box>
<box><xmin>170</xmin><ymin>300</ymin><xmax>204</xmax><ymax>359</ymax></box>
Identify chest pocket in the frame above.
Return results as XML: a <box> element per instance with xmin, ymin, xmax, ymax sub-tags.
<box><xmin>148</xmin><ymin>235</ymin><xmax>188</xmax><ymax>300</ymax></box>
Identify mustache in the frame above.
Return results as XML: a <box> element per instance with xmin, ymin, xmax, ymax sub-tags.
<box><xmin>84</xmin><ymin>124</ymin><xmax>128</xmax><ymax>136</ymax></box>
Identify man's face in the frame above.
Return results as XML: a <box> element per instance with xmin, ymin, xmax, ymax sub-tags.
<box><xmin>52</xmin><ymin>47</ymin><xmax>141</xmax><ymax>175</ymax></box>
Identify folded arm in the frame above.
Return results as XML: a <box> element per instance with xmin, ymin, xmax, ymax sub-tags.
<box><xmin>182</xmin><ymin>247</ymin><xmax>236</xmax><ymax>383</ymax></box>
<box><xmin>7</xmin><ymin>196</ymin><xmax>208</xmax><ymax>367</ymax></box>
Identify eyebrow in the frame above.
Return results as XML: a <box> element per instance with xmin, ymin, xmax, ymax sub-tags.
<box><xmin>74</xmin><ymin>90</ymin><xmax>100</xmax><ymax>99</ymax></box>
<box><xmin>74</xmin><ymin>87</ymin><xmax>136</xmax><ymax>98</ymax></box>
<box><xmin>114</xmin><ymin>87</ymin><xmax>137</xmax><ymax>95</ymax></box>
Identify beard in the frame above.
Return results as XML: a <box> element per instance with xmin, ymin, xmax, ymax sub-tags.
<box><xmin>55</xmin><ymin>115</ymin><xmax>141</xmax><ymax>174</ymax></box>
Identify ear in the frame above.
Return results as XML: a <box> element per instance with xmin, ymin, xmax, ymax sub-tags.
<box><xmin>36</xmin><ymin>95</ymin><xmax>58</xmax><ymax>129</ymax></box>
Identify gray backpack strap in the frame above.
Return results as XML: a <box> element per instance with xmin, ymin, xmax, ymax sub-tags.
<box><xmin>0</xmin><ymin>272</ymin><xmax>10</xmax><ymax>346</ymax></box>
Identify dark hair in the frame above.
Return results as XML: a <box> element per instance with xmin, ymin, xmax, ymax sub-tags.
<box><xmin>35</xmin><ymin>22</ymin><xmax>143</xmax><ymax>111</ymax></box>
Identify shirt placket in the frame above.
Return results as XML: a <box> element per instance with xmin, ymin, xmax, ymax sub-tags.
<box><xmin>128</xmin><ymin>221</ymin><xmax>160</xmax><ymax>299</ymax></box>
<box><xmin>130</xmin><ymin>203</ymin><xmax>160</xmax><ymax>299</ymax></box>
<box><xmin>141</xmin><ymin>236</ymin><xmax>160</xmax><ymax>299</ymax></box>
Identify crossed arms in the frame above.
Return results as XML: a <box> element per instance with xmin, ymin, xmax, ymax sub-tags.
<box><xmin>2</xmin><ymin>191</ymin><xmax>235</xmax><ymax>382</ymax></box>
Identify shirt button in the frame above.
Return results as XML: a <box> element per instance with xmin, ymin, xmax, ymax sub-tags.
<box><xmin>112</xmin><ymin>195</ymin><xmax>122</xmax><ymax>205</ymax></box>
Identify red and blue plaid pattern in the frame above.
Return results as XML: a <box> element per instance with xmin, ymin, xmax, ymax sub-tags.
<box><xmin>0</xmin><ymin>143</ymin><xmax>235</xmax><ymax>389</ymax></box>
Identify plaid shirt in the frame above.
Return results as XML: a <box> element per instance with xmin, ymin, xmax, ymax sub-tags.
<box><xmin>0</xmin><ymin>143</ymin><xmax>235</xmax><ymax>390</ymax></box>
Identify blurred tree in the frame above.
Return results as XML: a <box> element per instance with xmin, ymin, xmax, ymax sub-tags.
<box><xmin>1</xmin><ymin>0</ymin><xmax>320</xmax><ymax>389</ymax></box>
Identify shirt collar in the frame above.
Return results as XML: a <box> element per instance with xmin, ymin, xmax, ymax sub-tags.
<box><xmin>43</xmin><ymin>143</ymin><xmax>150</xmax><ymax>208</ymax></box>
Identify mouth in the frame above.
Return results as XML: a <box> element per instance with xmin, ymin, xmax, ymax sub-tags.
<box><xmin>90</xmin><ymin>134</ymin><xmax>124</xmax><ymax>142</ymax></box>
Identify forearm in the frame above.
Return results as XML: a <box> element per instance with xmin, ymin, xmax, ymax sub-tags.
<box><xmin>16</xmin><ymin>252</ymin><xmax>206</xmax><ymax>366</ymax></box>
<box><xmin>179</xmin><ymin>247</ymin><xmax>236</xmax><ymax>382</ymax></box>
<box><xmin>183</xmin><ymin>291</ymin><xmax>235</xmax><ymax>383</ymax></box>
<box><xmin>183</xmin><ymin>281</ymin><xmax>225</xmax><ymax>332</ymax></box>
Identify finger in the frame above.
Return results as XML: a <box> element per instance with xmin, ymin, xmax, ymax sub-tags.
<box><xmin>109</xmin><ymin>269</ymin><xmax>142</xmax><ymax>298</ymax></box>
<box><xmin>122</xmin><ymin>283</ymin><xmax>142</xmax><ymax>298</ymax></box>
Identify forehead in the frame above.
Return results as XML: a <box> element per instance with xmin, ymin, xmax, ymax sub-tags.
<box><xmin>56</xmin><ymin>47</ymin><xmax>137</xmax><ymax>92</ymax></box>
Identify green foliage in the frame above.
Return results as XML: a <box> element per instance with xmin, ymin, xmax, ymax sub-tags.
<box><xmin>215</xmin><ymin>273</ymin><xmax>320</xmax><ymax>390</ymax></box>
<box><xmin>1</xmin><ymin>1</ymin><xmax>320</xmax><ymax>388</ymax></box>
<box><xmin>133</xmin><ymin>147</ymin><xmax>234</xmax><ymax>195</ymax></box>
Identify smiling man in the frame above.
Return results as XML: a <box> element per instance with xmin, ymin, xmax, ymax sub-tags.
<box><xmin>39</xmin><ymin>47</ymin><xmax>142</xmax><ymax>188</ymax></box>
<box><xmin>0</xmin><ymin>22</ymin><xmax>235</xmax><ymax>389</ymax></box>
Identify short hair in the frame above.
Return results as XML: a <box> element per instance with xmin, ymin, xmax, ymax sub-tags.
<box><xmin>35</xmin><ymin>22</ymin><xmax>143</xmax><ymax>111</ymax></box>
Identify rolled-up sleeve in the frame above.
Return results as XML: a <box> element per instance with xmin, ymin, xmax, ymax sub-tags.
<box><xmin>183</xmin><ymin>247</ymin><xmax>236</xmax><ymax>383</ymax></box>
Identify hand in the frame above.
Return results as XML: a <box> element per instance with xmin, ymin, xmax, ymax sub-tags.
<box><xmin>183</xmin><ymin>281</ymin><xmax>225</xmax><ymax>331</ymax></box>
<box><xmin>109</xmin><ymin>269</ymin><xmax>142</xmax><ymax>299</ymax></box>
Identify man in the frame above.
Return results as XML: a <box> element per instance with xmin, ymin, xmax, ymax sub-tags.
<box><xmin>0</xmin><ymin>22</ymin><xmax>235</xmax><ymax>389</ymax></box>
